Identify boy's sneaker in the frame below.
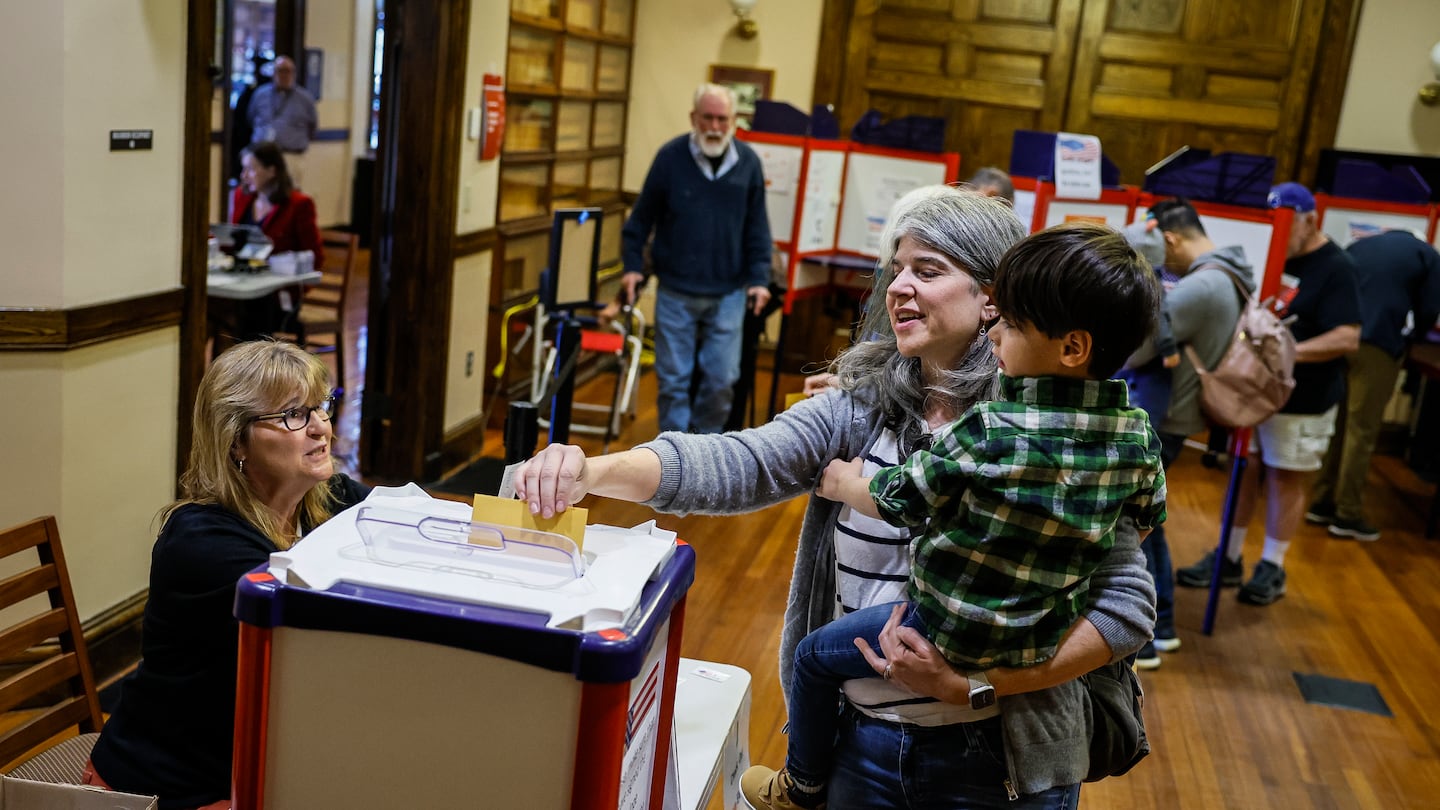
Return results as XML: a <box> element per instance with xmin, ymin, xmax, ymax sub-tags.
<box><xmin>1304</xmin><ymin>503</ymin><xmax>1336</xmax><ymax>525</ymax></box>
<box><xmin>1176</xmin><ymin>551</ymin><xmax>1242</xmax><ymax>588</ymax></box>
<box><xmin>1134</xmin><ymin>642</ymin><xmax>1161</xmax><ymax>670</ymax></box>
<box><xmin>1152</xmin><ymin>634</ymin><xmax>1181</xmax><ymax>652</ymax></box>
<box><xmin>740</xmin><ymin>767</ymin><xmax>825</xmax><ymax>810</ymax></box>
<box><xmin>1237</xmin><ymin>560</ymin><xmax>1286</xmax><ymax>605</ymax></box>
<box><xmin>1328</xmin><ymin>517</ymin><xmax>1380</xmax><ymax>542</ymax></box>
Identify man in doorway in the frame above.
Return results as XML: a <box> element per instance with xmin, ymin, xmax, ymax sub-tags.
<box><xmin>1306</xmin><ymin>229</ymin><xmax>1440</xmax><ymax>541</ymax></box>
<box><xmin>1177</xmin><ymin>183</ymin><xmax>1361</xmax><ymax>606</ymax></box>
<box><xmin>622</xmin><ymin>83</ymin><xmax>773</xmax><ymax>433</ymax></box>
<box><xmin>246</xmin><ymin>55</ymin><xmax>318</xmax><ymax>188</ymax></box>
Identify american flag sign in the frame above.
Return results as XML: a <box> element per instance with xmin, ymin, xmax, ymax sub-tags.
<box><xmin>1058</xmin><ymin>136</ymin><xmax>1100</xmax><ymax>162</ymax></box>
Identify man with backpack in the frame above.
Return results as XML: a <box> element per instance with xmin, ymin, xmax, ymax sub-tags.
<box><xmin>1126</xmin><ymin>197</ymin><xmax>1256</xmax><ymax>665</ymax></box>
<box><xmin>1176</xmin><ymin>183</ymin><xmax>1361</xmax><ymax>606</ymax></box>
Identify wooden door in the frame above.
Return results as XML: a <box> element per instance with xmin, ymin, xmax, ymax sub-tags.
<box><xmin>814</xmin><ymin>0</ymin><xmax>1360</xmax><ymax>185</ymax></box>
<box><xmin>1064</xmin><ymin>0</ymin><xmax>1328</xmax><ymax>183</ymax></box>
<box><xmin>818</xmin><ymin>0</ymin><xmax>1086</xmax><ymax>172</ymax></box>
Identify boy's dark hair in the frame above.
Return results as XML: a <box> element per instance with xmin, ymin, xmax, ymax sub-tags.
<box><xmin>990</xmin><ymin>223</ymin><xmax>1161</xmax><ymax>379</ymax></box>
<box><xmin>1149</xmin><ymin>197</ymin><xmax>1206</xmax><ymax>238</ymax></box>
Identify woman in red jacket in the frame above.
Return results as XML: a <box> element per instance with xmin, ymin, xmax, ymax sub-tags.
<box><xmin>229</xmin><ymin>142</ymin><xmax>324</xmax><ymax>336</ymax></box>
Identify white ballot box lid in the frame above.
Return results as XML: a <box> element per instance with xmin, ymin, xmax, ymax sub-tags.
<box><xmin>268</xmin><ymin>484</ymin><xmax>678</xmax><ymax>632</ymax></box>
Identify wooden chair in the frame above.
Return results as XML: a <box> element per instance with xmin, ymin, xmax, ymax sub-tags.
<box><xmin>293</xmin><ymin>229</ymin><xmax>358</xmax><ymax>406</ymax></box>
<box><xmin>0</xmin><ymin>516</ymin><xmax>104</xmax><ymax>782</ymax></box>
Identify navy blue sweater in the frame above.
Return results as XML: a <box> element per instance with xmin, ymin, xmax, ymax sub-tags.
<box><xmin>1346</xmin><ymin>230</ymin><xmax>1440</xmax><ymax>358</ymax></box>
<box><xmin>622</xmin><ymin>135</ymin><xmax>772</xmax><ymax>297</ymax></box>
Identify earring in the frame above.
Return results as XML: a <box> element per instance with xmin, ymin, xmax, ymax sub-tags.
<box><xmin>978</xmin><ymin>322</ymin><xmax>988</xmax><ymax>340</ymax></box>
<box><xmin>238</xmin><ymin>458</ymin><xmax>246</xmax><ymax>474</ymax></box>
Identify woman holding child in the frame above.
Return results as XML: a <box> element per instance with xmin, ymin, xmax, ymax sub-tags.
<box><xmin>515</xmin><ymin>190</ymin><xmax>1157</xmax><ymax>809</ymax></box>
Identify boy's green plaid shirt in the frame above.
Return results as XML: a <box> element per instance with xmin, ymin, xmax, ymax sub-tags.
<box><xmin>871</xmin><ymin>375</ymin><xmax>1166</xmax><ymax>670</ymax></box>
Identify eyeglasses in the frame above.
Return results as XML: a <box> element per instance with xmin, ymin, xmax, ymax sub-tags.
<box><xmin>250</xmin><ymin>397</ymin><xmax>335</xmax><ymax>431</ymax></box>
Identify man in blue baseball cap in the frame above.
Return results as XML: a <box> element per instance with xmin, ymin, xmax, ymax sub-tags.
<box><xmin>1188</xmin><ymin>181</ymin><xmax>1360</xmax><ymax>606</ymax></box>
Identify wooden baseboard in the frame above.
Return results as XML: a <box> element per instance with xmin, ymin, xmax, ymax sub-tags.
<box><xmin>86</xmin><ymin>591</ymin><xmax>147</xmax><ymax>687</ymax></box>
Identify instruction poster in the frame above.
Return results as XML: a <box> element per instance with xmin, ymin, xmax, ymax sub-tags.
<box><xmin>837</xmin><ymin>153</ymin><xmax>950</xmax><ymax>256</ymax></box>
<box><xmin>798</xmin><ymin>149</ymin><xmax>845</xmax><ymax>253</ymax></box>
<box><xmin>752</xmin><ymin>142</ymin><xmax>803</xmax><ymax>244</ymax></box>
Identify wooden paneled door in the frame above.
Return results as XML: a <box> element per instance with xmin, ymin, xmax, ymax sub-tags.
<box><xmin>814</xmin><ymin>0</ymin><xmax>1362</xmax><ymax>185</ymax></box>
<box><xmin>817</xmin><ymin>0</ymin><xmax>1087</xmax><ymax>172</ymax></box>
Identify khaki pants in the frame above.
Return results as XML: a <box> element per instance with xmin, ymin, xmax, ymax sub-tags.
<box><xmin>1311</xmin><ymin>342</ymin><xmax>1404</xmax><ymax>521</ymax></box>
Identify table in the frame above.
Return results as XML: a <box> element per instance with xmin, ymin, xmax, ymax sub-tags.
<box><xmin>207</xmin><ymin>269</ymin><xmax>322</xmax><ymax>300</ymax></box>
<box><xmin>207</xmin><ymin>269</ymin><xmax>323</xmax><ymax>355</ymax></box>
<box><xmin>670</xmin><ymin>658</ymin><xmax>752</xmax><ymax>810</ymax></box>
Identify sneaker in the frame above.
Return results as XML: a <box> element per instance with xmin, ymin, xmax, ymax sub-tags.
<box><xmin>740</xmin><ymin>767</ymin><xmax>825</xmax><ymax>810</ymax></box>
<box><xmin>1152</xmin><ymin>635</ymin><xmax>1181</xmax><ymax>653</ymax></box>
<box><xmin>1237</xmin><ymin>560</ymin><xmax>1286</xmax><ymax>605</ymax></box>
<box><xmin>1134</xmin><ymin>643</ymin><xmax>1161</xmax><ymax>670</ymax></box>
<box><xmin>1176</xmin><ymin>551</ymin><xmax>1243</xmax><ymax>588</ymax></box>
<box><xmin>1304</xmin><ymin>503</ymin><xmax>1336</xmax><ymax>525</ymax></box>
<box><xmin>1328</xmin><ymin>517</ymin><xmax>1380</xmax><ymax>542</ymax></box>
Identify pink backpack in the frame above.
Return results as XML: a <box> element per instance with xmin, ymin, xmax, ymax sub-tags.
<box><xmin>1182</xmin><ymin>269</ymin><xmax>1296</xmax><ymax>428</ymax></box>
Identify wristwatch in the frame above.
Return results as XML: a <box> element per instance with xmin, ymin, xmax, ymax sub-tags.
<box><xmin>967</xmin><ymin>670</ymin><xmax>996</xmax><ymax>711</ymax></box>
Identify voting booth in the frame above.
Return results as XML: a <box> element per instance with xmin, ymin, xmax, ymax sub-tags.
<box><xmin>739</xmin><ymin>130</ymin><xmax>960</xmax><ymax>314</ymax></box>
<box><xmin>231</xmin><ymin>487</ymin><xmax>695</xmax><ymax>810</ymax></box>
<box><xmin>1316</xmin><ymin>194</ymin><xmax>1438</xmax><ymax>248</ymax></box>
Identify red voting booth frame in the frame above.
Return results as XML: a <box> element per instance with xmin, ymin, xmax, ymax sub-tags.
<box><xmin>738</xmin><ymin>131</ymin><xmax>960</xmax><ymax>316</ymax></box>
<box><xmin>1314</xmin><ymin>193</ymin><xmax>1440</xmax><ymax>245</ymax></box>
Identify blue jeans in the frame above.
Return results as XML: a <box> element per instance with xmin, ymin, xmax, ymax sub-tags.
<box><xmin>652</xmin><ymin>286</ymin><xmax>746</xmax><ymax>433</ymax></box>
<box><xmin>830</xmin><ymin>708</ymin><xmax>1081</xmax><ymax>810</ymax></box>
<box><xmin>1144</xmin><ymin>432</ymin><xmax>1187</xmax><ymax>638</ymax></box>
<box><xmin>791</xmin><ymin>602</ymin><xmax>1081</xmax><ymax>809</ymax></box>
<box><xmin>787</xmin><ymin>602</ymin><xmax>918</xmax><ymax>791</ymax></box>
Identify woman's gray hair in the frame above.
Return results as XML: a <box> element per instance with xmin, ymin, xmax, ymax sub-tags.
<box><xmin>831</xmin><ymin>187</ymin><xmax>1026</xmax><ymax>446</ymax></box>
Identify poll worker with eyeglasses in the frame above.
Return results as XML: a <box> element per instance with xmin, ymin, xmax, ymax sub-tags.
<box><xmin>86</xmin><ymin>340</ymin><xmax>368</xmax><ymax>810</ymax></box>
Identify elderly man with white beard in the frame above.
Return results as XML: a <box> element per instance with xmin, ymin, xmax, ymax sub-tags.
<box><xmin>622</xmin><ymin>83</ymin><xmax>773</xmax><ymax>434</ymax></box>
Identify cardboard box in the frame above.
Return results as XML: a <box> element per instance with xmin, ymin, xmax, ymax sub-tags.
<box><xmin>0</xmin><ymin>776</ymin><xmax>158</xmax><ymax>809</ymax></box>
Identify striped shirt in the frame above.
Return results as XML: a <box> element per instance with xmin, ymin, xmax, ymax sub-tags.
<box><xmin>833</xmin><ymin>428</ymin><xmax>911</xmax><ymax>618</ymax></box>
<box><xmin>872</xmin><ymin>375</ymin><xmax>1166</xmax><ymax>670</ymax></box>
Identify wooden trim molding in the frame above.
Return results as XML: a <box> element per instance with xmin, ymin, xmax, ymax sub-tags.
<box><xmin>0</xmin><ymin>290</ymin><xmax>184</xmax><ymax>350</ymax></box>
<box><xmin>362</xmin><ymin>0</ymin><xmax>473</xmax><ymax>482</ymax></box>
<box><xmin>180</xmin><ymin>0</ymin><xmax>218</xmax><ymax>483</ymax></box>
<box><xmin>454</xmin><ymin>227</ymin><xmax>498</xmax><ymax>258</ymax></box>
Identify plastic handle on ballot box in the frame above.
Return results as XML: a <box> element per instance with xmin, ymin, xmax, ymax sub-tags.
<box><xmin>353</xmin><ymin>505</ymin><xmax>585</xmax><ymax>589</ymax></box>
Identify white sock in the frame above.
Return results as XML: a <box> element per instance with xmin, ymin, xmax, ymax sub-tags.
<box><xmin>1261</xmin><ymin>536</ymin><xmax>1289</xmax><ymax>568</ymax></box>
<box><xmin>1224</xmin><ymin>527</ymin><xmax>1247</xmax><ymax>563</ymax></box>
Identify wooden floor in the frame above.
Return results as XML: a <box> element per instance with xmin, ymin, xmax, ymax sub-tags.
<box><xmin>334</xmin><ymin>250</ymin><xmax>1440</xmax><ymax>807</ymax></box>
<box><xmin>42</xmin><ymin>251</ymin><xmax>1432</xmax><ymax>806</ymax></box>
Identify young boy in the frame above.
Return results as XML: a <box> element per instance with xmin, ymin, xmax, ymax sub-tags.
<box><xmin>741</xmin><ymin>223</ymin><xmax>1167</xmax><ymax>810</ymax></box>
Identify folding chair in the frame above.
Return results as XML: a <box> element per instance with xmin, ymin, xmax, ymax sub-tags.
<box><xmin>0</xmin><ymin>516</ymin><xmax>105</xmax><ymax>782</ymax></box>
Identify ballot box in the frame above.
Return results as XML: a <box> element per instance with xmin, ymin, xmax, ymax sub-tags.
<box><xmin>231</xmin><ymin>487</ymin><xmax>694</xmax><ymax>810</ymax></box>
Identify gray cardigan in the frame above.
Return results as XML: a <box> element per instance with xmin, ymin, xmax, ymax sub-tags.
<box><xmin>639</xmin><ymin>386</ymin><xmax>1156</xmax><ymax>795</ymax></box>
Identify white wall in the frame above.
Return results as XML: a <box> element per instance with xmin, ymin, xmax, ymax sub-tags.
<box><xmin>624</xmin><ymin>0</ymin><xmax>823</xmax><ymax>191</ymax></box>
<box><xmin>0</xmin><ymin>0</ymin><xmax>185</xmax><ymax>623</ymax></box>
<box><xmin>1334</xmin><ymin>0</ymin><xmax>1440</xmax><ymax>156</ymax></box>
<box><xmin>0</xmin><ymin>1</ymin><xmax>186</xmax><ymax>308</ymax></box>
<box><xmin>304</xmin><ymin>0</ymin><xmax>359</xmax><ymax>226</ymax></box>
